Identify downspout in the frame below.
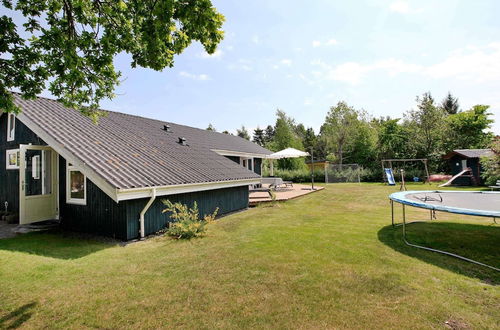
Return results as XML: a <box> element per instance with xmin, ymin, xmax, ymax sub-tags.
<box><xmin>139</xmin><ymin>188</ymin><xmax>156</xmax><ymax>239</ymax></box>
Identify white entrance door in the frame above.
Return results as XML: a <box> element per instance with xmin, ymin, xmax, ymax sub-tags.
<box><xmin>19</xmin><ymin>145</ymin><xmax>58</xmax><ymax>224</ymax></box>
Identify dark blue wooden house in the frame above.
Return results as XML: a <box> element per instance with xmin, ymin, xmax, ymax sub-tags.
<box><xmin>0</xmin><ymin>93</ymin><xmax>271</xmax><ymax>240</ymax></box>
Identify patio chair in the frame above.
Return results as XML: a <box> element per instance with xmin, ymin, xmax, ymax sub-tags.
<box><xmin>249</xmin><ymin>186</ymin><xmax>273</xmax><ymax>198</ymax></box>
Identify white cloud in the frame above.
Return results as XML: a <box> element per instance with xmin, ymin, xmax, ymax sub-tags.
<box><xmin>199</xmin><ymin>49</ymin><xmax>223</xmax><ymax>59</ymax></box>
<box><xmin>424</xmin><ymin>43</ymin><xmax>500</xmax><ymax>82</ymax></box>
<box><xmin>325</xmin><ymin>39</ymin><xmax>338</xmax><ymax>46</ymax></box>
<box><xmin>312</xmin><ymin>39</ymin><xmax>338</xmax><ymax>48</ymax></box>
<box><xmin>252</xmin><ymin>35</ymin><xmax>260</xmax><ymax>45</ymax></box>
<box><xmin>329</xmin><ymin>62</ymin><xmax>369</xmax><ymax>84</ymax></box>
<box><xmin>280</xmin><ymin>59</ymin><xmax>293</xmax><ymax>66</ymax></box>
<box><xmin>179</xmin><ymin>71</ymin><xmax>210</xmax><ymax>81</ymax></box>
<box><xmin>312</xmin><ymin>43</ymin><xmax>500</xmax><ymax>85</ymax></box>
<box><xmin>389</xmin><ymin>1</ymin><xmax>410</xmax><ymax>13</ymax></box>
<box><xmin>227</xmin><ymin>59</ymin><xmax>254</xmax><ymax>72</ymax></box>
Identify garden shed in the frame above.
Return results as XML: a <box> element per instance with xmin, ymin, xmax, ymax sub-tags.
<box><xmin>442</xmin><ymin>149</ymin><xmax>493</xmax><ymax>185</ymax></box>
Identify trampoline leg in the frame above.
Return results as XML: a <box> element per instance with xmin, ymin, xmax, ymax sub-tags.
<box><xmin>402</xmin><ymin>204</ymin><xmax>406</xmax><ymax>237</ymax></box>
<box><xmin>494</xmin><ymin>217</ymin><xmax>497</xmax><ymax>224</ymax></box>
<box><xmin>391</xmin><ymin>200</ymin><xmax>394</xmax><ymax>227</ymax></box>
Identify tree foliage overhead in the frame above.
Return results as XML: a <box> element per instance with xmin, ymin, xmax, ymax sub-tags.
<box><xmin>1</xmin><ymin>0</ymin><xmax>224</xmax><ymax>120</ymax></box>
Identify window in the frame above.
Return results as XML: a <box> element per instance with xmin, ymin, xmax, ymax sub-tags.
<box><xmin>66</xmin><ymin>164</ymin><xmax>87</xmax><ymax>205</ymax></box>
<box><xmin>7</xmin><ymin>113</ymin><xmax>15</xmax><ymax>141</ymax></box>
<box><xmin>32</xmin><ymin>155</ymin><xmax>41</xmax><ymax>179</ymax></box>
<box><xmin>6</xmin><ymin>149</ymin><xmax>20</xmax><ymax>170</ymax></box>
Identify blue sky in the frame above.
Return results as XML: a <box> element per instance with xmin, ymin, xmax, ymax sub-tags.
<box><xmin>12</xmin><ymin>0</ymin><xmax>500</xmax><ymax>134</ymax></box>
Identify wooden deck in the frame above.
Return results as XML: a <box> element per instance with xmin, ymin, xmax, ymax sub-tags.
<box><xmin>249</xmin><ymin>184</ymin><xmax>324</xmax><ymax>206</ymax></box>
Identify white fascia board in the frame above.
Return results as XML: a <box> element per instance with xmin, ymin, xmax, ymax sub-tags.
<box><xmin>116</xmin><ymin>178</ymin><xmax>259</xmax><ymax>201</ymax></box>
<box><xmin>211</xmin><ymin>149</ymin><xmax>270</xmax><ymax>159</ymax></box>
<box><xmin>17</xmin><ymin>113</ymin><xmax>119</xmax><ymax>202</ymax></box>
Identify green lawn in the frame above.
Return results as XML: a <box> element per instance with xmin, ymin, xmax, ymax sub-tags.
<box><xmin>0</xmin><ymin>183</ymin><xmax>499</xmax><ymax>329</ymax></box>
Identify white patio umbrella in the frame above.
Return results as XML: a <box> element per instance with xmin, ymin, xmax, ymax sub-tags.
<box><xmin>267</xmin><ymin>148</ymin><xmax>316</xmax><ymax>190</ymax></box>
<box><xmin>268</xmin><ymin>147</ymin><xmax>310</xmax><ymax>159</ymax></box>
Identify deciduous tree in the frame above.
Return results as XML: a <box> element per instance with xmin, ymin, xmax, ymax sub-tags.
<box><xmin>1</xmin><ymin>0</ymin><xmax>224</xmax><ymax>120</ymax></box>
<box><xmin>443</xmin><ymin>105</ymin><xmax>494</xmax><ymax>151</ymax></box>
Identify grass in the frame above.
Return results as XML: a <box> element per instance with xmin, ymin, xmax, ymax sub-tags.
<box><xmin>0</xmin><ymin>183</ymin><xmax>499</xmax><ymax>329</ymax></box>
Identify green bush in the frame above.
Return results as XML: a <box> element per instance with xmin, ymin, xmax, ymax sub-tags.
<box><xmin>161</xmin><ymin>200</ymin><xmax>218</xmax><ymax>239</ymax></box>
<box><xmin>481</xmin><ymin>140</ymin><xmax>500</xmax><ymax>185</ymax></box>
<box><xmin>269</xmin><ymin>168</ymin><xmax>326</xmax><ymax>183</ymax></box>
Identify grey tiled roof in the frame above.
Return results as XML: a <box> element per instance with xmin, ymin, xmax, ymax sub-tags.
<box><xmin>12</xmin><ymin>94</ymin><xmax>270</xmax><ymax>189</ymax></box>
<box><xmin>452</xmin><ymin>149</ymin><xmax>493</xmax><ymax>159</ymax></box>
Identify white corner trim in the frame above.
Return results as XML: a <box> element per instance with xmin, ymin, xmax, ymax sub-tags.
<box><xmin>16</xmin><ymin>113</ymin><xmax>119</xmax><ymax>202</ymax></box>
<box><xmin>211</xmin><ymin>149</ymin><xmax>270</xmax><ymax>159</ymax></box>
<box><xmin>116</xmin><ymin>178</ymin><xmax>259</xmax><ymax>201</ymax></box>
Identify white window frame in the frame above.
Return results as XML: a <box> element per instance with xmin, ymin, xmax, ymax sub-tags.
<box><xmin>7</xmin><ymin>113</ymin><xmax>15</xmax><ymax>142</ymax></box>
<box><xmin>66</xmin><ymin>164</ymin><xmax>87</xmax><ymax>205</ymax></box>
<box><xmin>6</xmin><ymin>149</ymin><xmax>20</xmax><ymax>170</ymax></box>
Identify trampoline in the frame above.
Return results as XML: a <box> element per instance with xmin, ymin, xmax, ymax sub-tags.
<box><xmin>389</xmin><ymin>190</ymin><xmax>500</xmax><ymax>271</ymax></box>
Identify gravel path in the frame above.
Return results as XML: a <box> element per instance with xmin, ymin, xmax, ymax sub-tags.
<box><xmin>0</xmin><ymin>221</ymin><xmax>17</xmax><ymax>239</ymax></box>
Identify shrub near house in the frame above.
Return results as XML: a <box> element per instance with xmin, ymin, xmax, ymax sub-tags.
<box><xmin>161</xmin><ymin>200</ymin><xmax>219</xmax><ymax>239</ymax></box>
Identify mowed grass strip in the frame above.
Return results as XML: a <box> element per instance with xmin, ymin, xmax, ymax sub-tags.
<box><xmin>0</xmin><ymin>183</ymin><xmax>498</xmax><ymax>329</ymax></box>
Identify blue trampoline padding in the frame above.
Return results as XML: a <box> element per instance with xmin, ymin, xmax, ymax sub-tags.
<box><xmin>385</xmin><ymin>168</ymin><xmax>395</xmax><ymax>185</ymax></box>
<box><xmin>390</xmin><ymin>190</ymin><xmax>500</xmax><ymax>218</ymax></box>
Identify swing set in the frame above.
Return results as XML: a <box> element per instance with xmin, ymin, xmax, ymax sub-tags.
<box><xmin>381</xmin><ymin>158</ymin><xmax>431</xmax><ymax>191</ymax></box>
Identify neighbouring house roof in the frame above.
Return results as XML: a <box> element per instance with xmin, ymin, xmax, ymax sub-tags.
<box><xmin>9</xmin><ymin>93</ymin><xmax>271</xmax><ymax>199</ymax></box>
<box><xmin>443</xmin><ymin>149</ymin><xmax>493</xmax><ymax>160</ymax></box>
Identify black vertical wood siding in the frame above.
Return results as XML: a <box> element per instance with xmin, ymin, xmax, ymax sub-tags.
<box><xmin>59</xmin><ymin>157</ymin><xmax>249</xmax><ymax>240</ymax></box>
<box><xmin>254</xmin><ymin>158</ymin><xmax>262</xmax><ymax>175</ymax></box>
<box><xmin>447</xmin><ymin>155</ymin><xmax>482</xmax><ymax>185</ymax></box>
<box><xmin>124</xmin><ymin>186</ymin><xmax>249</xmax><ymax>240</ymax></box>
<box><xmin>0</xmin><ymin>115</ymin><xmax>46</xmax><ymax>213</ymax></box>
<box><xmin>59</xmin><ymin>157</ymin><xmax>128</xmax><ymax>239</ymax></box>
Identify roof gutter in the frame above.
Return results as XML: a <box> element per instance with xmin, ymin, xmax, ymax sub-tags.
<box><xmin>139</xmin><ymin>188</ymin><xmax>156</xmax><ymax>239</ymax></box>
<box><xmin>117</xmin><ymin>178</ymin><xmax>260</xmax><ymax>201</ymax></box>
